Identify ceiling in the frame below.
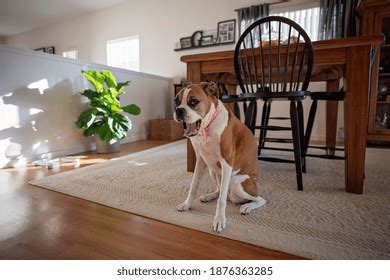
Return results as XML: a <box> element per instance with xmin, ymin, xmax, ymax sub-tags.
<box><xmin>0</xmin><ymin>0</ymin><xmax>127</xmax><ymax>37</ymax></box>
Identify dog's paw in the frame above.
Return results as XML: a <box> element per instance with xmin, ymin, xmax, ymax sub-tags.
<box><xmin>199</xmin><ymin>192</ymin><xmax>219</xmax><ymax>203</ymax></box>
<box><xmin>239</xmin><ymin>203</ymin><xmax>253</xmax><ymax>215</ymax></box>
<box><xmin>176</xmin><ymin>201</ymin><xmax>191</xmax><ymax>212</ymax></box>
<box><xmin>213</xmin><ymin>214</ymin><xmax>226</xmax><ymax>233</ymax></box>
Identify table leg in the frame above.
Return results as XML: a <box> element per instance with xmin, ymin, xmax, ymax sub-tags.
<box><xmin>187</xmin><ymin>62</ymin><xmax>201</xmax><ymax>172</ymax></box>
<box><xmin>343</xmin><ymin>45</ymin><xmax>371</xmax><ymax>194</ymax></box>
<box><xmin>326</xmin><ymin>79</ymin><xmax>340</xmax><ymax>156</ymax></box>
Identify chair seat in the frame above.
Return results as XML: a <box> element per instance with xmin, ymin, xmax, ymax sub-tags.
<box><xmin>219</xmin><ymin>94</ymin><xmax>248</xmax><ymax>103</ymax></box>
<box><xmin>220</xmin><ymin>91</ymin><xmax>308</xmax><ymax>103</ymax></box>
<box><xmin>309</xmin><ymin>91</ymin><xmax>344</xmax><ymax>100</ymax></box>
<box><xmin>221</xmin><ymin>92</ymin><xmax>262</xmax><ymax>102</ymax></box>
<box><xmin>256</xmin><ymin>91</ymin><xmax>308</xmax><ymax>99</ymax></box>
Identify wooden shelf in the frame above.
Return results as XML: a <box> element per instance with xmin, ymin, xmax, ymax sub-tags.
<box><xmin>367</xmin><ymin>134</ymin><xmax>390</xmax><ymax>142</ymax></box>
<box><xmin>174</xmin><ymin>42</ymin><xmax>235</xmax><ymax>52</ymax></box>
<box><xmin>379</xmin><ymin>73</ymin><xmax>390</xmax><ymax>77</ymax></box>
<box><xmin>377</xmin><ymin>100</ymin><xmax>390</xmax><ymax>104</ymax></box>
<box><xmin>373</xmin><ymin>126</ymin><xmax>390</xmax><ymax>131</ymax></box>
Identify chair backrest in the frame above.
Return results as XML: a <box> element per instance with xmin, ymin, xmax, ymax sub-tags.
<box><xmin>234</xmin><ymin>16</ymin><xmax>314</xmax><ymax>94</ymax></box>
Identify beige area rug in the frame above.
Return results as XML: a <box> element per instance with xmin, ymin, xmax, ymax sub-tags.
<box><xmin>30</xmin><ymin>140</ymin><xmax>390</xmax><ymax>259</ymax></box>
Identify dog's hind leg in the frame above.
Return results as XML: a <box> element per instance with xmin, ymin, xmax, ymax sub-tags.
<box><xmin>230</xmin><ymin>175</ymin><xmax>266</xmax><ymax>215</ymax></box>
<box><xmin>200</xmin><ymin>190</ymin><xmax>220</xmax><ymax>202</ymax></box>
<box><xmin>239</xmin><ymin>196</ymin><xmax>266</xmax><ymax>215</ymax></box>
<box><xmin>200</xmin><ymin>170</ymin><xmax>220</xmax><ymax>203</ymax></box>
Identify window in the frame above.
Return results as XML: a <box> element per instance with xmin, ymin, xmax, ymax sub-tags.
<box><xmin>62</xmin><ymin>50</ymin><xmax>78</xmax><ymax>59</ymax></box>
<box><xmin>106</xmin><ymin>36</ymin><xmax>140</xmax><ymax>71</ymax></box>
<box><xmin>271</xmin><ymin>6</ymin><xmax>320</xmax><ymax>41</ymax></box>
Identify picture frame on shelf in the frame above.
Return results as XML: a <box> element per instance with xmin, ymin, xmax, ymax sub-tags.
<box><xmin>46</xmin><ymin>46</ymin><xmax>55</xmax><ymax>54</ymax></box>
<box><xmin>180</xmin><ymin>37</ymin><xmax>192</xmax><ymax>49</ymax></box>
<box><xmin>174</xmin><ymin>20</ymin><xmax>235</xmax><ymax>51</ymax></box>
<box><xmin>191</xmin><ymin>30</ymin><xmax>203</xmax><ymax>47</ymax></box>
<box><xmin>217</xmin><ymin>19</ymin><xmax>236</xmax><ymax>44</ymax></box>
<box><xmin>200</xmin><ymin>35</ymin><xmax>214</xmax><ymax>46</ymax></box>
<box><xmin>203</xmin><ymin>29</ymin><xmax>218</xmax><ymax>44</ymax></box>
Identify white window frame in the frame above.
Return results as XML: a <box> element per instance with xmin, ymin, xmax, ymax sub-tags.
<box><xmin>106</xmin><ymin>36</ymin><xmax>140</xmax><ymax>71</ymax></box>
<box><xmin>270</xmin><ymin>0</ymin><xmax>320</xmax><ymax>41</ymax></box>
<box><xmin>270</xmin><ymin>0</ymin><xmax>320</xmax><ymax>13</ymax></box>
<box><xmin>62</xmin><ymin>49</ymin><xmax>78</xmax><ymax>59</ymax></box>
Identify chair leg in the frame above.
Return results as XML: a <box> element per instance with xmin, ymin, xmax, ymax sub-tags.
<box><xmin>297</xmin><ymin>100</ymin><xmax>306</xmax><ymax>173</ymax></box>
<box><xmin>245</xmin><ymin>100</ymin><xmax>257</xmax><ymax>134</ymax></box>
<box><xmin>250</xmin><ymin>100</ymin><xmax>258</xmax><ymax>133</ymax></box>
<box><xmin>243</xmin><ymin>101</ymin><xmax>248</xmax><ymax>115</ymax></box>
<box><xmin>262</xmin><ymin>101</ymin><xmax>272</xmax><ymax>149</ymax></box>
<box><xmin>304</xmin><ymin>99</ymin><xmax>318</xmax><ymax>156</ymax></box>
<box><xmin>233</xmin><ymin>101</ymin><xmax>241</xmax><ymax>120</ymax></box>
<box><xmin>290</xmin><ymin>100</ymin><xmax>303</xmax><ymax>191</ymax></box>
<box><xmin>258</xmin><ymin>99</ymin><xmax>270</xmax><ymax>155</ymax></box>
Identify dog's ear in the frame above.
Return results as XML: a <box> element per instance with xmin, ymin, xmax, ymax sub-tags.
<box><xmin>200</xmin><ymin>82</ymin><xmax>219</xmax><ymax>97</ymax></box>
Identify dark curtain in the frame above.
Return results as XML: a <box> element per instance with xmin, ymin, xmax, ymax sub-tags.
<box><xmin>318</xmin><ymin>0</ymin><xmax>358</xmax><ymax>40</ymax></box>
<box><xmin>237</xmin><ymin>4</ymin><xmax>270</xmax><ymax>35</ymax></box>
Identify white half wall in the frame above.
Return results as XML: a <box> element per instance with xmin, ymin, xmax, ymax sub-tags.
<box><xmin>0</xmin><ymin>44</ymin><xmax>172</xmax><ymax>168</ymax></box>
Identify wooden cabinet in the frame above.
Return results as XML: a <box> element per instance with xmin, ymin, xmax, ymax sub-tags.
<box><xmin>358</xmin><ymin>0</ymin><xmax>390</xmax><ymax>142</ymax></box>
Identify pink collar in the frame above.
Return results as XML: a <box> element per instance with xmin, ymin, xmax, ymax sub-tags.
<box><xmin>198</xmin><ymin>103</ymin><xmax>220</xmax><ymax>139</ymax></box>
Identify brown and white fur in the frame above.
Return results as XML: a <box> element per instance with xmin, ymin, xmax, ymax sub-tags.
<box><xmin>173</xmin><ymin>82</ymin><xmax>266</xmax><ymax>233</ymax></box>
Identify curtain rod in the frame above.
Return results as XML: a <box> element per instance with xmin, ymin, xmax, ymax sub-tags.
<box><xmin>234</xmin><ymin>1</ymin><xmax>289</xmax><ymax>11</ymax></box>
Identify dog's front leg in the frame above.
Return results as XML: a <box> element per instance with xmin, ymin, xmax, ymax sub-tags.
<box><xmin>176</xmin><ymin>156</ymin><xmax>206</xmax><ymax>211</ymax></box>
<box><xmin>213</xmin><ymin>160</ymin><xmax>232</xmax><ymax>233</ymax></box>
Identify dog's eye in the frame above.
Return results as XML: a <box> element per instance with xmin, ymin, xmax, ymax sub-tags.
<box><xmin>189</xmin><ymin>99</ymin><xmax>199</xmax><ymax>107</ymax></box>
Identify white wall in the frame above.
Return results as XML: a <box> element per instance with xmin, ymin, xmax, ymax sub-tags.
<box><xmin>0</xmin><ymin>45</ymin><xmax>172</xmax><ymax>168</ymax></box>
<box><xmin>3</xmin><ymin>0</ymin><xmax>343</xmax><ymax>146</ymax></box>
<box><xmin>5</xmin><ymin>0</ymin><xmax>317</xmax><ymax>81</ymax></box>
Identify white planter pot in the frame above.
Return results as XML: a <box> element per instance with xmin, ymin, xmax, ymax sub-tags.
<box><xmin>95</xmin><ymin>135</ymin><xmax>120</xmax><ymax>153</ymax></box>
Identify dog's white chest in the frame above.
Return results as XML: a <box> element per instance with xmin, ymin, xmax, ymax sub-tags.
<box><xmin>191</xmin><ymin>103</ymin><xmax>229</xmax><ymax>174</ymax></box>
<box><xmin>192</xmin><ymin>134</ymin><xmax>222</xmax><ymax>173</ymax></box>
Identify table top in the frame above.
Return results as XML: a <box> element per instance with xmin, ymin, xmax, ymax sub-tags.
<box><xmin>181</xmin><ymin>35</ymin><xmax>384</xmax><ymax>63</ymax></box>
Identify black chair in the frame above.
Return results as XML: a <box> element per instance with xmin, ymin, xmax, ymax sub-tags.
<box><xmin>222</xmin><ymin>16</ymin><xmax>315</xmax><ymax>191</ymax></box>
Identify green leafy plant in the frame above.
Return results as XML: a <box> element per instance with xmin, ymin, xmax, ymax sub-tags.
<box><xmin>75</xmin><ymin>70</ymin><xmax>141</xmax><ymax>141</ymax></box>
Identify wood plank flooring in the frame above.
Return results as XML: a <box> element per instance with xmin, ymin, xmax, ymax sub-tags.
<box><xmin>0</xmin><ymin>139</ymin><xmax>302</xmax><ymax>259</ymax></box>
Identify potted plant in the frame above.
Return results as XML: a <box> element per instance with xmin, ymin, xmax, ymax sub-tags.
<box><xmin>76</xmin><ymin>70</ymin><xmax>141</xmax><ymax>153</ymax></box>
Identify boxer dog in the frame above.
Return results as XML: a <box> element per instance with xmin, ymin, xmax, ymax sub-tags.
<box><xmin>173</xmin><ymin>82</ymin><xmax>266</xmax><ymax>233</ymax></box>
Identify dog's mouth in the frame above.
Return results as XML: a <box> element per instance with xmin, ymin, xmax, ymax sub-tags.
<box><xmin>181</xmin><ymin>119</ymin><xmax>202</xmax><ymax>138</ymax></box>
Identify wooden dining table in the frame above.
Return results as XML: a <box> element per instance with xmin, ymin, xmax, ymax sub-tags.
<box><xmin>180</xmin><ymin>35</ymin><xmax>384</xmax><ymax>194</ymax></box>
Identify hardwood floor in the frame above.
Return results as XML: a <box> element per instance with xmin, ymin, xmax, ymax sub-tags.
<box><xmin>0</xmin><ymin>139</ymin><xmax>302</xmax><ymax>259</ymax></box>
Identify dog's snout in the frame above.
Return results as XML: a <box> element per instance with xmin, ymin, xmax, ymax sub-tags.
<box><xmin>175</xmin><ymin>107</ymin><xmax>185</xmax><ymax>119</ymax></box>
